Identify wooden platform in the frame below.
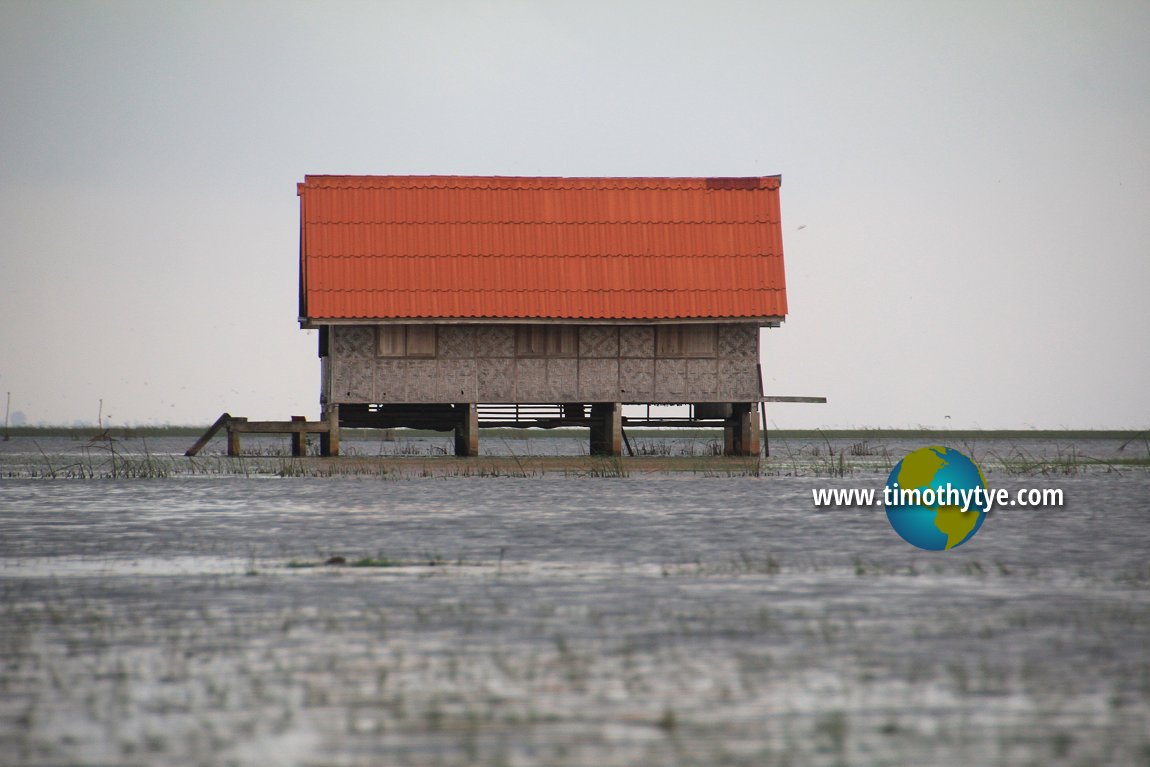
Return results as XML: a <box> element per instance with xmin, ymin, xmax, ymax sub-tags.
<box><xmin>185</xmin><ymin>414</ymin><xmax>332</xmax><ymax>457</ymax></box>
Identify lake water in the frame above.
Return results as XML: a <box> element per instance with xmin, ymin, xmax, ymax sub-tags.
<box><xmin>1</xmin><ymin>436</ymin><xmax>1148</xmax><ymax>765</ymax></box>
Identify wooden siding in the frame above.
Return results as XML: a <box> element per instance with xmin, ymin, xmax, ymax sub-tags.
<box><xmin>324</xmin><ymin>323</ymin><xmax>760</xmax><ymax>405</ymax></box>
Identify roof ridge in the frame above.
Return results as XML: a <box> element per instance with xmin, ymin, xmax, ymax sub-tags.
<box><xmin>310</xmin><ymin>287</ymin><xmax>783</xmax><ymax>293</ymax></box>
<box><xmin>307</xmin><ymin>253</ymin><xmax>778</xmax><ymax>258</ymax></box>
<box><xmin>305</xmin><ymin>221</ymin><xmax>777</xmax><ymax>227</ymax></box>
<box><xmin>301</xmin><ymin>175</ymin><xmax>781</xmax><ymax>191</ymax></box>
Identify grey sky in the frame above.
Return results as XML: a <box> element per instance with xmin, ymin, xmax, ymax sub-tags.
<box><xmin>1</xmin><ymin>0</ymin><xmax>1147</xmax><ymax>429</ymax></box>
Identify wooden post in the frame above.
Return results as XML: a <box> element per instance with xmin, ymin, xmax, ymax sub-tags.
<box><xmin>454</xmin><ymin>403</ymin><xmax>479</xmax><ymax>457</ymax></box>
<box><xmin>320</xmin><ymin>404</ymin><xmax>340</xmax><ymax>457</ymax></box>
<box><xmin>745</xmin><ymin>403</ymin><xmax>760</xmax><ymax>457</ymax></box>
<box><xmin>589</xmin><ymin>402</ymin><xmax>622</xmax><ymax>456</ymax></box>
<box><xmin>227</xmin><ymin>417</ymin><xmax>246</xmax><ymax>457</ymax></box>
<box><xmin>609</xmin><ymin>403</ymin><xmax>622</xmax><ymax>456</ymax></box>
<box><xmin>724</xmin><ymin>403</ymin><xmax>760</xmax><ymax>457</ymax></box>
<box><xmin>290</xmin><ymin>415</ymin><xmax>306</xmax><ymax>457</ymax></box>
<box><xmin>761</xmin><ymin>403</ymin><xmax>769</xmax><ymax>457</ymax></box>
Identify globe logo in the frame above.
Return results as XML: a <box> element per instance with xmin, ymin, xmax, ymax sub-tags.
<box><xmin>884</xmin><ymin>446</ymin><xmax>988</xmax><ymax>550</ymax></box>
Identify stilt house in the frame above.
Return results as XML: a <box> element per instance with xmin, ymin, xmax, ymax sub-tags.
<box><xmin>297</xmin><ymin>175</ymin><xmax>787</xmax><ymax>456</ymax></box>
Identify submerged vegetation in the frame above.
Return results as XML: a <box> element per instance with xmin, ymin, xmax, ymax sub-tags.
<box><xmin>4</xmin><ymin>424</ymin><xmax>1147</xmax><ymax>443</ymax></box>
<box><xmin>286</xmin><ymin>552</ymin><xmax>453</xmax><ymax>569</ymax></box>
<box><xmin>1</xmin><ymin>428</ymin><xmax>1148</xmax><ymax>480</ymax></box>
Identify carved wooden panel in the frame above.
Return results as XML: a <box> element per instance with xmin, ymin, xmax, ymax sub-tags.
<box><xmin>619</xmin><ymin>358</ymin><xmax>654</xmax><ymax>401</ymax></box>
<box><xmin>718</xmin><ymin>324</ymin><xmax>758</xmax><ymax>359</ymax></box>
<box><xmin>475</xmin><ymin>326</ymin><xmax>515</xmax><ymax>357</ymax></box>
<box><xmin>515</xmin><ymin>359</ymin><xmax>548</xmax><ymax>401</ymax></box>
<box><xmin>718</xmin><ymin>359</ymin><xmax>761</xmax><ymax>400</ymax></box>
<box><xmin>477</xmin><ymin>358</ymin><xmax>515</xmax><ymax>401</ymax></box>
<box><xmin>438</xmin><ymin>326</ymin><xmax>475</xmax><ymax>358</ymax></box>
<box><xmin>374</xmin><ymin>359</ymin><xmax>407</xmax><ymax>402</ymax></box>
<box><xmin>619</xmin><ymin>326</ymin><xmax>654</xmax><ymax>358</ymax></box>
<box><xmin>687</xmin><ymin>358</ymin><xmax>719</xmax><ymax>399</ymax></box>
<box><xmin>333</xmin><ymin>326</ymin><xmax>374</xmax><ymax>359</ymax></box>
<box><xmin>547</xmin><ymin>358</ymin><xmax>579</xmax><ymax>400</ymax></box>
<box><xmin>332</xmin><ymin>357</ymin><xmax>373</xmax><ymax>402</ymax></box>
<box><xmin>405</xmin><ymin>360</ymin><xmax>438</xmax><ymax>402</ymax></box>
<box><xmin>654</xmin><ymin>359</ymin><xmax>687</xmax><ymax>400</ymax></box>
<box><xmin>437</xmin><ymin>359</ymin><xmax>477</xmax><ymax>401</ymax></box>
<box><xmin>578</xmin><ymin>359</ymin><xmax>618</xmax><ymax>401</ymax></box>
<box><xmin>579</xmin><ymin>326</ymin><xmax>618</xmax><ymax>358</ymax></box>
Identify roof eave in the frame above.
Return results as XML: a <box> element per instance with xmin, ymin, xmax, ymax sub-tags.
<box><xmin>299</xmin><ymin>316</ymin><xmax>785</xmax><ymax>329</ymax></box>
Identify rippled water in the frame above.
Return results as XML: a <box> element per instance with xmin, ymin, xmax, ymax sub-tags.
<box><xmin>1</xmin><ymin>438</ymin><xmax>1148</xmax><ymax>766</ymax></box>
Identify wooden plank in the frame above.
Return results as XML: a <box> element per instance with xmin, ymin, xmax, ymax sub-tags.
<box><xmin>618</xmin><ymin>419</ymin><xmax>726</xmax><ymax>428</ymax></box>
<box><xmin>229</xmin><ymin>421</ymin><xmax>331</xmax><ymax>434</ymax></box>
<box><xmin>184</xmin><ymin>412</ymin><xmax>232</xmax><ymax>456</ymax></box>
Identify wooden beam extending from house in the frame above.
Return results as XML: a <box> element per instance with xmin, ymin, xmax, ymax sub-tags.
<box><xmin>758</xmin><ymin>395</ymin><xmax>828</xmax><ymax>456</ymax></box>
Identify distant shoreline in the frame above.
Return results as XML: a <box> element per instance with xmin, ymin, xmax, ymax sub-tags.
<box><xmin>3</xmin><ymin>425</ymin><xmax>1145</xmax><ymax>441</ymax></box>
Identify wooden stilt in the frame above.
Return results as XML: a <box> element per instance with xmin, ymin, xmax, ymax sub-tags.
<box><xmin>724</xmin><ymin>403</ymin><xmax>760</xmax><ymax>457</ymax></box>
<box><xmin>454</xmin><ymin>403</ymin><xmax>479</xmax><ymax>456</ymax></box>
<box><xmin>589</xmin><ymin>403</ymin><xmax>622</xmax><ymax>456</ymax></box>
<box><xmin>761</xmin><ymin>403</ymin><xmax>769</xmax><ymax>457</ymax></box>
<box><xmin>320</xmin><ymin>404</ymin><xmax>340</xmax><ymax>457</ymax></box>
<box><xmin>745</xmin><ymin>404</ymin><xmax>760</xmax><ymax>457</ymax></box>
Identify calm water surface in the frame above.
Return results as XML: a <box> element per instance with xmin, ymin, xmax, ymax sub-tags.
<box><xmin>1</xmin><ymin>438</ymin><xmax>1148</xmax><ymax>766</ymax></box>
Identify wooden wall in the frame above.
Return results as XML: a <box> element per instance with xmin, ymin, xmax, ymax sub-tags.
<box><xmin>323</xmin><ymin>323</ymin><xmax>762</xmax><ymax>404</ymax></box>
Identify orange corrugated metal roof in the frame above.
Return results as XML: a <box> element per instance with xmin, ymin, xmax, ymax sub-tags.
<box><xmin>298</xmin><ymin>175</ymin><xmax>787</xmax><ymax>322</ymax></box>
